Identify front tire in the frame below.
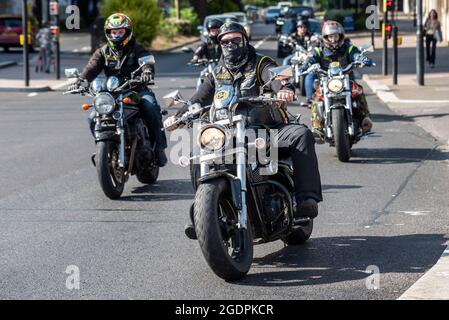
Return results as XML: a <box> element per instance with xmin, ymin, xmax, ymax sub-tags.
<box><xmin>96</xmin><ymin>140</ymin><xmax>124</xmax><ymax>199</ymax></box>
<box><xmin>332</xmin><ymin>108</ymin><xmax>351</xmax><ymax>162</ymax></box>
<box><xmin>194</xmin><ymin>179</ymin><xmax>253</xmax><ymax>281</ymax></box>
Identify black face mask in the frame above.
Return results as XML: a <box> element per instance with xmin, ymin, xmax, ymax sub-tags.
<box><xmin>222</xmin><ymin>41</ymin><xmax>247</xmax><ymax>70</ymax></box>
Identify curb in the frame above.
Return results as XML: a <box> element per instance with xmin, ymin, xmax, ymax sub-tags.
<box><xmin>0</xmin><ymin>85</ymin><xmax>51</xmax><ymax>93</ymax></box>
<box><xmin>0</xmin><ymin>61</ymin><xmax>17</xmax><ymax>69</ymax></box>
<box><xmin>398</xmin><ymin>246</ymin><xmax>449</xmax><ymax>300</ymax></box>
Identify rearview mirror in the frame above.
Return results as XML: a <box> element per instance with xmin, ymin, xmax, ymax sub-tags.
<box><xmin>181</xmin><ymin>46</ymin><xmax>194</xmax><ymax>53</ymax></box>
<box><xmin>65</xmin><ymin>68</ymin><xmax>79</xmax><ymax>78</ymax></box>
<box><xmin>163</xmin><ymin>90</ymin><xmax>185</xmax><ymax>108</ymax></box>
<box><xmin>138</xmin><ymin>55</ymin><xmax>155</xmax><ymax>67</ymax></box>
<box><xmin>269</xmin><ymin>65</ymin><xmax>293</xmax><ymax>79</ymax></box>
<box><xmin>360</xmin><ymin>44</ymin><xmax>374</xmax><ymax>53</ymax></box>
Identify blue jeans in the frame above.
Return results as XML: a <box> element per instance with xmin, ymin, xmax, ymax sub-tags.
<box><xmin>304</xmin><ymin>73</ymin><xmax>317</xmax><ymax>100</ymax></box>
<box><xmin>88</xmin><ymin>87</ymin><xmax>167</xmax><ymax>150</ymax></box>
<box><xmin>282</xmin><ymin>54</ymin><xmax>293</xmax><ymax>66</ymax></box>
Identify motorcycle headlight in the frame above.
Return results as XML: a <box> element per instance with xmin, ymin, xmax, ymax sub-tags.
<box><xmin>94</xmin><ymin>93</ymin><xmax>115</xmax><ymax>115</ymax></box>
<box><xmin>328</xmin><ymin>79</ymin><xmax>344</xmax><ymax>93</ymax></box>
<box><xmin>198</xmin><ymin>126</ymin><xmax>226</xmax><ymax>152</ymax></box>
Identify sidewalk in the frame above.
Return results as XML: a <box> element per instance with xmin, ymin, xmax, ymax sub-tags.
<box><xmin>0</xmin><ymin>32</ymin><xmax>199</xmax><ymax>92</ymax></box>
<box><xmin>360</xmin><ymin>20</ymin><xmax>449</xmax><ymax>300</ymax></box>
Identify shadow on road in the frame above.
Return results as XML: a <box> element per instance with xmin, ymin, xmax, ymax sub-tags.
<box><xmin>350</xmin><ymin>147</ymin><xmax>448</xmax><ymax>164</ymax></box>
<box><xmin>372</xmin><ymin>113</ymin><xmax>449</xmax><ymax>123</ymax></box>
<box><xmin>236</xmin><ymin>234</ymin><xmax>447</xmax><ymax>287</ymax></box>
<box><xmin>119</xmin><ymin>179</ymin><xmax>194</xmax><ymax>202</ymax></box>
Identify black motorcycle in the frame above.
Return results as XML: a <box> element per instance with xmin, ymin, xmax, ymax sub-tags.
<box><xmin>63</xmin><ymin>55</ymin><xmax>161</xmax><ymax>199</ymax></box>
<box><xmin>163</xmin><ymin>65</ymin><xmax>313</xmax><ymax>281</ymax></box>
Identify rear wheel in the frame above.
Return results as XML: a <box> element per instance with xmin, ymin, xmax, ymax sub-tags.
<box><xmin>96</xmin><ymin>141</ymin><xmax>124</xmax><ymax>199</ymax></box>
<box><xmin>332</xmin><ymin>108</ymin><xmax>351</xmax><ymax>162</ymax></box>
<box><xmin>194</xmin><ymin>179</ymin><xmax>253</xmax><ymax>281</ymax></box>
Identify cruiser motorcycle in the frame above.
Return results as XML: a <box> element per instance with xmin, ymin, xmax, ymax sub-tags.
<box><xmin>300</xmin><ymin>45</ymin><xmax>375</xmax><ymax>162</ymax></box>
<box><xmin>163</xmin><ymin>66</ymin><xmax>313</xmax><ymax>281</ymax></box>
<box><xmin>63</xmin><ymin>55</ymin><xmax>161</xmax><ymax>199</ymax></box>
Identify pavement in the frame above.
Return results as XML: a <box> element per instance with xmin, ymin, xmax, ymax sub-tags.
<box><xmin>0</xmin><ymin>32</ymin><xmax>199</xmax><ymax>92</ymax></box>
<box><xmin>354</xmin><ymin>18</ymin><xmax>449</xmax><ymax>299</ymax></box>
<box><xmin>0</xmin><ymin>22</ymin><xmax>449</xmax><ymax>300</ymax></box>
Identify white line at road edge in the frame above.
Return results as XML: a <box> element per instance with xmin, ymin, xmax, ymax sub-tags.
<box><xmin>27</xmin><ymin>92</ymin><xmax>38</xmax><ymax>97</ymax></box>
<box><xmin>398</xmin><ymin>246</ymin><xmax>449</xmax><ymax>300</ymax></box>
<box><xmin>254</xmin><ymin>34</ymin><xmax>273</xmax><ymax>49</ymax></box>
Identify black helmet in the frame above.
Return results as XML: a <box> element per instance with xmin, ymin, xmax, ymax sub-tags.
<box><xmin>217</xmin><ymin>21</ymin><xmax>249</xmax><ymax>41</ymax></box>
<box><xmin>207</xmin><ymin>18</ymin><xmax>223</xmax><ymax>31</ymax></box>
<box><xmin>297</xmin><ymin>19</ymin><xmax>309</xmax><ymax>28</ymax></box>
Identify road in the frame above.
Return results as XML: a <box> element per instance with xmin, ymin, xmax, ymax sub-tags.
<box><xmin>0</xmin><ymin>23</ymin><xmax>448</xmax><ymax>300</ymax></box>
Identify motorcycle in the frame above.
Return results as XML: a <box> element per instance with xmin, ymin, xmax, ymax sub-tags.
<box><xmin>63</xmin><ymin>55</ymin><xmax>162</xmax><ymax>199</ymax></box>
<box><xmin>182</xmin><ymin>46</ymin><xmax>218</xmax><ymax>90</ymax></box>
<box><xmin>281</xmin><ymin>39</ymin><xmax>311</xmax><ymax>97</ymax></box>
<box><xmin>163</xmin><ymin>65</ymin><xmax>313</xmax><ymax>281</ymax></box>
<box><xmin>299</xmin><ymin>44</ymin><xmax>376</xmax><ymax>162</ymax></box>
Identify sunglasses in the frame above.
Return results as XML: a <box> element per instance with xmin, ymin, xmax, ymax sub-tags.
<box><xmin>220</xmin><ymin>37</ymin><xmax>243</xmax><ymax>47</ymax></box>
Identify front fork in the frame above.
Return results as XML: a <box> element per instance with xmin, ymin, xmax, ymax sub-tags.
<box><xmin>235</xmin><ymin>120</ymin><xmax>248</xmax><ymax>230</ymax></box>
<box><xmin>117</xmin><ymin>97</ymin><xmax>126</xmax><ymax>169</ymax></box>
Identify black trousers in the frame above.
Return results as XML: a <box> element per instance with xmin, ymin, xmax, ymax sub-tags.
<box><xmin>275</xmin><ymin>123</ymin><xmax>323</xmax><ymax>204</ymax></box>
<box><xmin>426</xmin><ymin>35</ymin><xmax>437</xmax><ymax>64</ymax></box>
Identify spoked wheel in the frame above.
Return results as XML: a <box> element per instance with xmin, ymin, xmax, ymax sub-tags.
<box><xmin>96</xmin><ymin>141</ymin><xmax>125</xmax><ymax>199</ymax></box>
<box><xmin>194</xmin><ymin>179</ymin><xmax>253</xmax><ymax>281</ymax></box>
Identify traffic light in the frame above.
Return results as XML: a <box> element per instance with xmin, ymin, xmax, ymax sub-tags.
<box><xmin>385</xmin><ymin>22</ymin><xmax>392</xmax><ymax>39</ymax></box>
<box><xmin>386</xmin><ymin>0</ymin><xmax>394</xmax><ymax>12</ymax></box>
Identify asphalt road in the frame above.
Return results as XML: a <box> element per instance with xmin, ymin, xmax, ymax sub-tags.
<box><xmin>1</xmin><ymin>23</ymin><xmax>449</xmax><ymax>300</ymax></box>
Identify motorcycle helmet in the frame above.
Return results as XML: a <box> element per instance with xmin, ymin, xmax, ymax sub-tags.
<box><xmin>206</xmin><ymin>18</ymin><xmax>223</xmax><ymax>43</ymax></box>
<box><xmin>321</xmin><ymin>20</ymin><xmax>345</xmax><ymax>51</ymax></box>
<box><xmin>297</xmin><ymin>19</ymin><xmax>310</xmax><ymax>29</ymax></box>
<box><xmin>104</xmin><ymin>13</ymin><xmax>133</xmax><ymax>50</ymax></box>
<box><xmin>217</xmin><ymin>21</ymin><xmax>249</xmax><ymax>42</ymax></box>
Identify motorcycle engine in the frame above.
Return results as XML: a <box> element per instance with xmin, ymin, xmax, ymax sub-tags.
<box><xmin>263</xmin><ymin>190</ymin><xmax>287</xmax><ymax>231</ymax></box>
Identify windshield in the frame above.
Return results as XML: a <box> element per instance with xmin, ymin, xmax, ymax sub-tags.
<box><xmin>267</xmin><ymin>9</ymin><xmax>280</xmax><ymax>14</ymax></box>
<box><xmin>0</xmin><ymin>18</ymin><xmax>22</xmax><ymax>28</ymax></box>
<box><xmin>281</xmin><ymin>19</ymin><xmax>321</xmax><ymax>35</ymax></box>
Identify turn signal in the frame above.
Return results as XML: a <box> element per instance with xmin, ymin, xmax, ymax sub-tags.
<box><xmin>123</xmin><ymin>97</ymin><xmax>132</xmax><ymax>104</ymax></box>
<box><xmin>82</xmin><ymin>104</ymin><xmax>90</xmax><ymax>110</ymax></box>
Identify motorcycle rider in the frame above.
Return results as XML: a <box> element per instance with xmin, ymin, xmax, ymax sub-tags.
<box><xmin>164</xmin><ymin>22</ymin><xmax>323</xmax><ymax>238</ymax></box>
<box><xmin>190</xmin><ymin>18</ymin><xmax>223</xmax><ymax>64</ymax></box>
<box><xmin>282</xmin><ymin>19</ymin><xmax>318</xmax><ymax>107</ymax></box>
<box><xmin>300</xmin><ymin>20</ymin><xmax>374</xmax><ymax>143</ymax></box>
<box><xmin>68</xmin><ymin>13</ymin><xmax>168</xmax><ymax>166</ymax></box>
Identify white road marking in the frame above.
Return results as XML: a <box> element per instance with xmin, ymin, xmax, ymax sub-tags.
<box><xmin>399</xmin><ymin>210</ymin><xmax>432</xmax><ymax>216</ymax></box>
<box><xmin>254</xmin><ymin>34</ymin><xmax>272</xmax><ymax>49</ymax></box>
<box><xmin>27</xmin><ymin>92</ymin><xmax>38</xmax><ymax>97</ymax></box>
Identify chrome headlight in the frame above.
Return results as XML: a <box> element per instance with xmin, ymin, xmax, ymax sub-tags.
<box><xmin>198</xmin><ymin>126</ymin><xmax>226</xmax><ymax>152</ymax></box>
<box><xmin>94</xmin><ymin>93</ymin><xmax>115</xmax><ymax>115</ymax></box>
<box><xmin>91</xmin><ymin>78</ymin><xmax>103</xmax><ymax>94</ymax></box>
<box><xmin>327</xmin><ymin>79</ymin><xmax>344</xmax><ymax>93</ymax></box>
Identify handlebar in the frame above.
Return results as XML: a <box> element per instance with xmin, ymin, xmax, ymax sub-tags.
<box><xmin>62</xmin><ymin>87</ymin><xmax>88</xmax><ymax>95</ymax></box>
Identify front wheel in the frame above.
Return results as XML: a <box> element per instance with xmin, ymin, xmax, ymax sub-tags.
<box><xmin>96</xmin><ymin>140</ymin><xmax>125</xmax><ymax>199</ymax></box>
<box><xmin>332</xmin><ymin>108</ymin><xmax>351</xmax><ymax>162</ymax></box>
<box><xmin>194</xmin><ymin>179</ymin><xmax>253</xmax><ymax>281</ymax></box>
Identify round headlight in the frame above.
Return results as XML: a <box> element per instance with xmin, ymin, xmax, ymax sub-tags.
<box><xmin>328</xmin><ymin>79</ymin><xmax>344</xmax><ymax>93</ymax></box>
<box><xmin>94</xmin><ymin>93</ymin><xmax>115</xmax><ymax>115</ymax></box>
<box><xmin>198</xmin><ymin>127</ymin><xmax>226</xmax><ymax>151</ymax></box>
<box><xmin>91</xmin><ymin>78</ymin><xmax>103</xmax><ymax>93</ymax></box>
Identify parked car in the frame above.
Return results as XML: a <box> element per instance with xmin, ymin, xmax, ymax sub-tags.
<box><xmin>286</xmin><ymin>6</ymin><xmax>315</xmax><ymax>19</ymax></box>
<box><xmin>0</xmin><ymin>15</ymin><xmax>36</xmax><ymax>51</ymax></box>
<box><xmin>227</xmin><ymin>12</ymin><xmax>252</xmax><ymax>40</ymax></box>
<box><xmin>245</xmin><ymin>5</ymin><xmax>259</xmax><ymax>22</ymax></box>
<box><xmin>277</xmin><ymin>18</ymin><xmax>322</xmax><ymax>58</ymax></box>
<box><xmin>264</xmin><ymin>7</ymin><xmax>281</xmax><ymax>24</ymax></box>
<box><xmin>198</xmin><ymin>14</ymin><xmax>239</xmax><ymax>42</ymax></box>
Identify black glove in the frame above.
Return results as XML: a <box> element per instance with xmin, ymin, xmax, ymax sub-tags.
<box><xmin>141</xmin><ymin>69</ymin><xmax>152</xmax><ymax>83</ymax></box>
<box><xmin>68</xmin><ymin>78</ymin><xmax>82</xmax><ymax>91</ymax></box>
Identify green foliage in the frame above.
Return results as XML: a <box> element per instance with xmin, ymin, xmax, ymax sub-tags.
<box><xmin>100</xmin><ymin>0</ymin><xmax>161</xmax><ymax>47</ymax></box>
<box><xmin>170</xmin><ymin>7</ymin><xmax>200</xmax><ymax>34</ymax></box>
<box><xmin>158</xmin><ymin>18</ymin><xmax>180</xmax><ymax>39</ymax></box>
<box><xmin>207</xmin><ymin>0</ymin><xmax>240</xmax><ymax>14</ymax></box>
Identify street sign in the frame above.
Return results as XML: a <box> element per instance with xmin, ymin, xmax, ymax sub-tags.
<box><xmin>49</xmin><ymin>1</ymin><xmax>58</xmax><ymax>16</ymax></box>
